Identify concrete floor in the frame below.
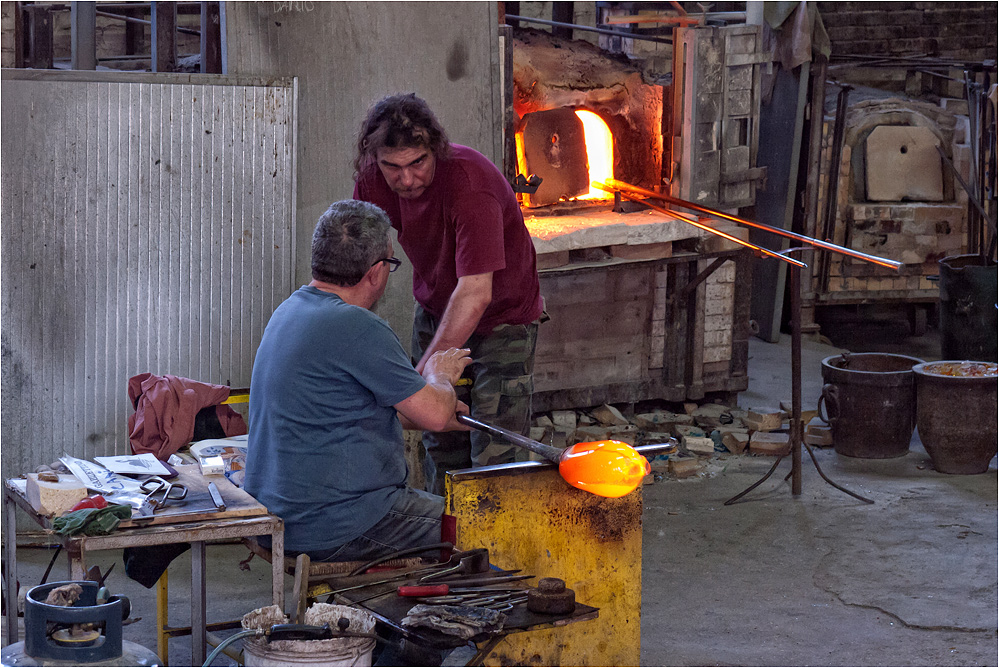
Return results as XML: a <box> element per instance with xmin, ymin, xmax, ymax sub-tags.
<box><xmin>3</xmin><ymin>319</ymin><xmax>997</xmax><ymax>666</ymax></box>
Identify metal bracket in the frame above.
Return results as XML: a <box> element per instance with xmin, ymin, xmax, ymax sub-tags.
<box><xmin>512</xmin><ymin>174</ymin><xmax>543</xmax><ymax>194</ymax></box>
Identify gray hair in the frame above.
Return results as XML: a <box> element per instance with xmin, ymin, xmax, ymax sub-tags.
<box><xmin>311</xmin><ymin>200</ymin><xmax>391</xmax><ymax>287</ymax></box>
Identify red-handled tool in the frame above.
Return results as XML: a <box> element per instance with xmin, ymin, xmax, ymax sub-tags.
<box><xmin>397</xmin><ymin>585</ymin><xmax>450</xmax><ymax>597</ymax></box>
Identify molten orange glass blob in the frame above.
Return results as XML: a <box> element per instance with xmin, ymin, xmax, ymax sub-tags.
<box><xmin>558</xmin><ymin>440</ymin><xmax>652</xmax><ymax>498</ymax></box>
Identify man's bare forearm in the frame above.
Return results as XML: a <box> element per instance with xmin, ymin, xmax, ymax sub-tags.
<box><xmin>416</xmin><ymin>273</ymin><xmax>492</xmax><ymax>373</ymax></box>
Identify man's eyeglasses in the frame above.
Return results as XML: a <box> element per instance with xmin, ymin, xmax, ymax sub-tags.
<box><xmin>373</xmin><ymin>257</ymin><xmax>402</xmax><ymax>272</ymax></box>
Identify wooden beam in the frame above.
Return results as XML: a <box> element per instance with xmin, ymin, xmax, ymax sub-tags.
<box><xmin>151</xmin><ymin>1</ymin><xmax>176</xmax><ymax>73</ymax></box>
<box><xmin>24</xmin><ymin>5</ymin><xmax>53</xmax><ymax>69</ymax></box>
<box><xmin>200</xmin><ymin>1</ymin><xmax>221</xmax><ymax>73</ymax></box>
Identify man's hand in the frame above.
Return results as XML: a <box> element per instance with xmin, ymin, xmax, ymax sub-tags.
<box><xmin>396</xmin><ymin>353</ymin><xmax>471</xmax><ymax>432</ymax></box>
<box><xmin>423</xmin><ymin>348</ymin><xmax>472</xmax><ymax>386</ymax></box>
<box><xmin>440</xmin><ymin>400</ymin><xmax>473</xmax><ymax>432</ymax></box>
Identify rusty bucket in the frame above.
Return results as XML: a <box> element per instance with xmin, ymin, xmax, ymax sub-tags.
<box><xmin>819</xmin><ymin>353</ymin><xmax>925</xmax><ymax>459</ymax></box>
<box><xmin>912</xmin><ymin>361</ymin><xmax>999</xmax><ymax>474</ymax></box>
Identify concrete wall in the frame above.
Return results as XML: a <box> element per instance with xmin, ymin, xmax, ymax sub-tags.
<box><xmin>223</xmin><ymin>1</ymin><xmax>502</xmax><ymax>348</ymax></box>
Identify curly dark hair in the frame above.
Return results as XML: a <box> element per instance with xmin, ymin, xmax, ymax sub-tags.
<box><xmin>353</xmin><ymin>93</ymin><xmax>452</xmax><ymax>177</ymax></box>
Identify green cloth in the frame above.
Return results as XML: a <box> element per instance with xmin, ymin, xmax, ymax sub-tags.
<box><xmin>53</xmin><ymin>504</ymin><xmax>132</xmax><ymax>537</ymax></box>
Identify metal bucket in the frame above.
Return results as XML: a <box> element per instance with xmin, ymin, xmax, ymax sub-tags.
<box><xmin>819</xmin><ymin>353</ymin><xmax>924</xmax><ymax>459</ymax></box>
<box><xmin>938</xmin><ymin>254</ymin><xmax>998</xmax><ymax>362</ymax></box>
<box><xmin>241</xmin><ymin>604</ymin><xmax>376</xmax><ymax>667</ymax></box>
<box><xmin>913</xmin><ymin>361</ymin><xmax>999</xmax><ymax>474</ymax></box>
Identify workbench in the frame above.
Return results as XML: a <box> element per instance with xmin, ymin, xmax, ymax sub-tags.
<box><xmin>332</xmin><ymin>570</ymin><xmax>598</xmax><ymax>663</ymax></box>
<box><xmin>2</xmin><ymin>470</ymin><xmax>284</xmax><ymax>667</ymax></box>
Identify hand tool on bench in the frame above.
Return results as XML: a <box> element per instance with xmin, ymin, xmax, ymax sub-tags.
<box><xmin>320</xmin><ymin>548</ymin><xmax>493</xmax><ymax>601</ymax></box>
<box><xmin>418</xmin><ymin>548</ymin><xmax>490</xmax><ymax>582</ymax></box>
<box><xmin>135</xmin><ymin>477</ymin><xmax>188</xmax><ymax>517</ymax></box>
<box><xmin>457</xmin><ymin>414</ymin><xmax>665</xmax><ymax>498</ymax></box>
<box><xmin>347</xmin><ymin>542</ymin><xmax>453</xmax><ymax>576</ymax></box>
<box><xmin>397</xmin><ymin>584</ymin><xmax>524</xmax><ymax>597</ymax></box>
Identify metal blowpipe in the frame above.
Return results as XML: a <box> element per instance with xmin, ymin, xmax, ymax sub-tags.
<box><xmin>457</xmin><ymin>414</ymin><xmax>563</xmax><ymax>462</ymax></box>
<box><xmin>597</xmin><ymin>179</ymin><xmax>904</xmax><ymax>271</ymax></box>
<box><xmin>592</xmin><ymin>181</ymin><xmax>807</xmax><ymax>268</ymax></box>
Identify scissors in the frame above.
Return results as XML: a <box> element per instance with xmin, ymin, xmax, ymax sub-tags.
<box><xmin>136</xmin><ymin>476</ymin><xmax>188</xmax><ymax>516</ymax></box>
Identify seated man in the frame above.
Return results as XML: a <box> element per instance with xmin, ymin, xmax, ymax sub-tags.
<box><xmin>244</xmin><ymin>199</ymin><xmax>471</xmax><ymax>561</ymax></box>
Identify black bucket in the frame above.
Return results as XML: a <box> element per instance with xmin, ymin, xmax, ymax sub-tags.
<box><xmin>819</xmin><ymin>353</ymin><xmax>925</xmax><ymax>459</ymax></box>
<box><xmin>938</xmin><ymin>254</ymin><xmax>998</xmax><ymax>362</ymax></box>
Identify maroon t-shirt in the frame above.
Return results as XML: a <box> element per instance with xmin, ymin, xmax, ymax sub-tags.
<box><xmin>354</xmin><ymin>144</ymin><xmax>543</xmax><ymax>335</ymax></box>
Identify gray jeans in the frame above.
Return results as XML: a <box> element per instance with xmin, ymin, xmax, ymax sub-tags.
<box><xmin>292</xmin><ymin>487</ymin><xmax>444</xmax><ymax>562</ymax></box>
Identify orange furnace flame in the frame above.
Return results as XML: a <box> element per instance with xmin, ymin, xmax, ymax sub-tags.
<box><xmin>515</xmin><ymin>109</ymin><xmax>614</xmax><ymax>202</ymax></box>
<box><xmin>558</xmin><ymin>439</ymin><xmax>651</xmax><ymax>498</ymax></box>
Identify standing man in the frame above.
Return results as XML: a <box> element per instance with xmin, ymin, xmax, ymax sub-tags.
<box><xmin>353</xmin><ymin>93</ymin><xmax>545</xmax><ymax>495</ymax></box>
<box><xmin>245</xmin><ymin>199</ymin><xmax>471</xmax><ymax>561</ymax></box>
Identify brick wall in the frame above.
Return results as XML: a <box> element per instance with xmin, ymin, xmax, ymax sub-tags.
<box><xmin>817</xmin><ymin>2</ymin><xmax>998</xmax><ymax>62</ymax></box>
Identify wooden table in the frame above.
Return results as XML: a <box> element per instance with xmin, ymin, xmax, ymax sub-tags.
<box><xmin>3</xmin><ymin>468</ymin><xmax>284</xmax><ymax>666</ymax></box>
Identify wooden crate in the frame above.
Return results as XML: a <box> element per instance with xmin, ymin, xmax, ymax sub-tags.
<box><xmin>533</xmin><ymin>249</ymin><xmax>750</xmax><ymax>411</ymax></box>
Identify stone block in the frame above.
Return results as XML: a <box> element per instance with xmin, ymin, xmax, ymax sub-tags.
<box><xmin>675</xmin><ymin>424</ymin><xmax>707</xmax><ymax>439</ymax></box>
<box><xmin>537</xmin><ymin>251</ymin><xmax>570</xmax><ymax>270</ymax></box>
<box><xmin>668</xmin><ymin>457</ymin><xmax>703</xmax><ymax>478</ymax></box>
<box><xmin>634</xmin><ymin>411</ymin><xmax>692</xmax><ymax>431</ymax></box>
<box><xmin>591</xmin><ymin>404</ymin><xmax>630</xmax><ymax>426</ymax></box>
<box><xmin>745</xmin><ymin>408</ymin><xmax>784</xmax><ymax>432</ymax></box>
<box><xmin>683</xmin><ymin>435</ymin><xmax>716</xmax><ymax>456</ymax></box>
<box><xmin>642</xmin><ymin>431</ymin><xmax>675</xmax><ymax>445</ymax></box>
<box><xmin>804</xmin><ymin>422</ymin><xmax>833</xmax><ymax>447</ymax></box>
<box><xmin>749</xmin><ymin>431</ymin><xmax>791</xmax><ymax>456</ymax></box>
<box><xmin>866</xmin><ymin>125</ymin><xmax>944</xmax><ymax>202</ymax></box>
<box><xmin>610</xmin><ymin>242</ymin><xmax>672</xmax><ymax>260</ymax></box>
<box><xmin>940</xmin><ymin>97</ymin><xmax>970</xmax><ymax>115</ymax></box>
<box><xmin>699</xmin><ymin>222</ymin><xmax>749</xmax><ymax>253</ymax></box>
<box><xmin>575</xmin><ymin>425</ymin><xmax>613</xmax><ymax>442</ymax></box>
<box><xmin>551</xmin><ymin>410</ymin><xmax>576</xmax><ymax>441</ymax></box>
<box><xmin>721</xmin><ymin>429</ymin><xmax>750</xmax><ymax>454</ymax></box>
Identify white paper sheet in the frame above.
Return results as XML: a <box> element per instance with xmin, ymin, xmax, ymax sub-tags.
<box><xmin>94</xmin><ymin>453</ymin><xmax>171</xmax><ymax>476</ymax></box>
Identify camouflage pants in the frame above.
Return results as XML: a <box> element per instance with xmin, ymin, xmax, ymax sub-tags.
<box><xmin>412</xmin><ymin>305</ymin><xmax>539</xmax><ymax>496</ymax></box>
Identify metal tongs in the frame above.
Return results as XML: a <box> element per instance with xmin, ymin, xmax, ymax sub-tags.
<box><xmin>136</xmin><ymin>476</ymin><xmax>188</xmax><ymax>517</ymax></box>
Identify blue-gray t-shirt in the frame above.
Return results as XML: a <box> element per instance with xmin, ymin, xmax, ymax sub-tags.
<box><xmin>244</xmin><ymin>286</ymin><xmax>427</xmax><ymax>552</ymax></box>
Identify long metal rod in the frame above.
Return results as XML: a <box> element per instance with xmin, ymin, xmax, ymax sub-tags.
<box><xmin>602</xmin><ymin>179</ymin><xmax>903</xmax><ymax>271</ymax></box>
<box><xmin>790</xmin><ymin>265</ymin><xmax>803</xmax><ymax>495</ymax></box>
<box><xmin>594</xmin><ymin>183</ymin><xmax>807</xmax><ymax>268</ymax></box>
<box><xmin>505</xmin><ymin>14</ymin><xmax>674</xmax><ymax>45</ymax></box>
<box><xmin>95</xmin><ymin>9</ymin><xmax>201</xmax><ymax>36</ymax></box>
<box><xmin>457</xmin><ymin>414</ymin><xmax>564</xmax><ymax>463</ymax></box>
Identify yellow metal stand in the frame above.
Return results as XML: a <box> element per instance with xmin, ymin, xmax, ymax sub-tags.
<box><xmin>156</xmin><ymin>572</ymin><xmax>169</xmax><ymax>665</ymax></box>
<box><xmin>446</xmin><ymin>462</ymin><xmax>643</xmax><ymax>666</ymax></box>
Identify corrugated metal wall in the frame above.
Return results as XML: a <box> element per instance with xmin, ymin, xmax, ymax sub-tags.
<box><xmin>1</xmin><ymin>70</ymin><xmax>296</xmax><ymax>480</ymax></box>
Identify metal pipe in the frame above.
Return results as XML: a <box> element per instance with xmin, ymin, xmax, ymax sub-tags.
<box><xmin>818</xmin><ymin>84</ymin><xmax>854</xmax><ymax>291</ymax></box>
<box><xmin>602</xmin><ymin>178</ymin><xmax>903</xmax><ymax>271</ymax></box>
<box><xmin>790</xmin><ymin>264</ymin><xmax>802</xmax><ymax>496</ymax></box>
<box><xmin>95</xmin><ymin>9</ymin><xmax>201</xmax><ymax>36</ymax></box>
<box><xmin>457</xmin><ymin>414</ymin><xmax>564</xmax><ymax>463</ymax></box>
<box><xmin>505</xmin><ymin>14</ymin><xmax>673</xmax><ymax>45</ymax></box>
<box><xmin>592</xmin><ymin>183</ymin><xmax>807</xmax><ymax>268</ymax></box>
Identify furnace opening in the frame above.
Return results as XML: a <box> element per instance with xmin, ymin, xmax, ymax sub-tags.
<box><xmin>515</xmin><ymin>107</ymin><xmax>615</xmax><ymax>207</ymax></box>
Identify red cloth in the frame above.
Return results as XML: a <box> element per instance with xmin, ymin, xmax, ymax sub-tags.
<box><xmin>127</xmin><ymin>373</ymin><xmax>247</xmax><ymax>460</ymax></box>
<box><xmin>354</xmin><ymin>144</ymin><xmax>543</xmax><ymax>335</ymax></box>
